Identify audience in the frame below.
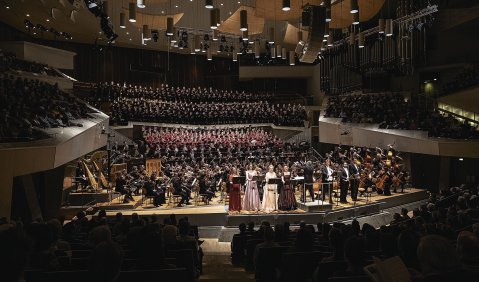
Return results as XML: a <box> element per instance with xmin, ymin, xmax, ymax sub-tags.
<box><xmin>0</xmin><ymin>51</ymin><xmax>62</xmax><ymax>77</ymax></box>
<box><xmin>230</xmin><ymin>183</ymin><xmax>479</xmax><ymax>281</ymax></box>
<box><xmin>0</xmin><ymin>75</ymin><xmax>91</xmax><ymax>142</ymax></box>
<box><xmin>0</xmin><ymin>212</ymin><xmax>203</xmax><ymax>282</ymax></box>
<box><xmin>325</xmin><ymin>92</ymin><xmax>478</xmax><ymax>139</ymax></box>
<box><xmin>441</xmin><ymin>65</ymin><xmax>479</xmax><ymax>96</ymax></box>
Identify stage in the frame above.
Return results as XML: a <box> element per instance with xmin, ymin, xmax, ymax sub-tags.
<box><xmin>67</xmin><ymin>188</ymin><xmax>429</xmax><ymax>227</ymax></box>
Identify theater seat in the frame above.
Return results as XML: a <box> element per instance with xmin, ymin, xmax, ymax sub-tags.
<box><xmin>117</xmin><ymin>268</ymin><xmax>188</xmax><ymax>282</ymax></box>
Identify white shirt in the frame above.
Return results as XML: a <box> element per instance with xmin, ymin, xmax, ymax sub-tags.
<box><xmin>326</xmin><ymin>166</ymin><xmax>333</xmax><ymax>182</ymax></box>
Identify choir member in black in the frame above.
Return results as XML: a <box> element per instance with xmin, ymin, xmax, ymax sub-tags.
<box><xmin>321</xmin><ymin>159</ymin><xmax>334</xmax><ymax>204</ymax></box>
<box><xmin>303</xmin><ymin>161</ymin><xmax>315</xmax><ymax>202</ymax></box>
<box><xmin>198</xmin><ymin>173</ymin><xmax>215</xmax><ymax>204</ymax></box>
<box><xmin>115</xmin><ymin>172</ymin><xmax>133</xmax><ymax>203</ymax></box>
<box><xmin>349</xmin><ymin>159</ymin><xmax>360</xmax><ymax>201</ymax></box>
<box><xmin>339</xmin><ymin>162</ymin><xmax>350</xmax><ymax>203</ymax></box>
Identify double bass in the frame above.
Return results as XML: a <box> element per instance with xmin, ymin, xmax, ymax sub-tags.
<box><xmin>375</xmin><ymin>172</ymin><xmax>389</xmax><ymax>194</ymax></box>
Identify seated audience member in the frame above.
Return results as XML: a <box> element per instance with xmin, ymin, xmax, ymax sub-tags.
<box><xmin>88</xmin><ymin>241</ymin><xmax>123</xmax><ymax>282</ymax></box>
<box><xmin>456</xmin><ymin>231</ymin><xmax>479</xmax><ymax>272</ymax></box>
<box><xmin>290</xmin><ymin>227</ymin><xmax>314</xmax><ymax>252</ymax></box>
<box><xmin>416</xmin><ymin>235</ymin><xmax>472</xmax><ymax>281</ymax></box>
<box><xmin>253</xmin><ymin>226</ymin><xmax>279</xmax><ymax>266</ymax></box>
<box><xmin>322</xmin><ymin>228</ymin><xmax>344</xmax><ymax>262</ymax></box>
<box><xmin>0</xmin><ymin>224</ymin><xmax>29</xmax><ymax>282</ymax></box>
<box><xmin>333</xmin><ymin>237</ymin><xmax>366</xmax><ymax>276</ymax></box>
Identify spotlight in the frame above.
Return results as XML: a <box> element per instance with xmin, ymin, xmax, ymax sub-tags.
<box><xmin>350</xmin><ymin>0</ymin><xmax>359</xmax><ymax>14</ymax></box>
<box><xmin>205</xmin><ymin>0</ymin><xmax>213</xmax><ymax>9</ymax></box>
<box><xmin>282</xmin><ymin>0</ymin><xmax>290</xmax><ymax>12</ymax></box>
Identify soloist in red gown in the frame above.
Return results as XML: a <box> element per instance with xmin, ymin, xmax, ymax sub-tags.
<box><xmin>229</xmin><ymin>174</ymin><xmax>242</xmax><ymax>211</ymax></box>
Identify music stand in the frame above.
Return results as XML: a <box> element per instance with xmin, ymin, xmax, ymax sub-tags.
<box><xmin>252</xmin><ymin>175</ymin><xmax>264</xmax><ymax>184</ymax></box>
<box><xmin>268</xmin><ymin>178</ymin><xmax>282</xmax><ymax>211</ymax></box>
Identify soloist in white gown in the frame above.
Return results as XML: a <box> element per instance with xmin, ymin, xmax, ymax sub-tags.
<box><xmin>262</xmin><ymin>171</ymin><xmax>277</xmax><ymax>213</ymax></box>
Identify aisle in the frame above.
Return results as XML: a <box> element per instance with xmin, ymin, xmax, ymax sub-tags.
<box><xmin>199</xmin><ymin>239</ymin><xmax>254</xmax><ymax>281</ymax></box>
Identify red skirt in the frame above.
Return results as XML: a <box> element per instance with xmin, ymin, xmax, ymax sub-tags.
<box><xmin>229</xmin><ymin>183</ymin><xmax>242</xmax><ymax>211</ymax></box>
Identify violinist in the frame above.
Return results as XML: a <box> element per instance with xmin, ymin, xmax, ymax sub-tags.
<box><xmin>172</xmin><ymin>173</ymin><xmax>190</xmax><ymax>207</ymax></box>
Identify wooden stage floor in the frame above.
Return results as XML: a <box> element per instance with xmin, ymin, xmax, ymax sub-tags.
<box><xmin>93</xmin><ymin>188</ymin><xmax>427</xmax><ymax>226</ymax></box>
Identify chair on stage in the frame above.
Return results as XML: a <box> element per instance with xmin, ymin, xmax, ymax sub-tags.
<box><xmin>141</xmin><ymin>187</ymin><xmax>156</xmax><ymax>207</ymax></box>
<box><xmin>194</xmin><ymin>185</ymin><xmax>211</xmax><ymax>206</ymax></box>
<box><xmin>168</xmin><ymin>186</ymin><xmax>182</xmax><ymax>206</ymax></box>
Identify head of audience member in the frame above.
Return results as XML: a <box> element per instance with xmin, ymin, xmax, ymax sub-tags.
<box><xmin>351</xmin><ymin>220</ymin><xmax>360</xmax><ymax>236</ymax></box>
<box><xmin>456</xmin><ymin>231</ymin><xmax>479</xmax><ymax>268</ymax></box>
<box><xmin>247</xmin><ymin>221</ymin><xmax>255</xmax><ymax>232</ymax></box>
<box><xmin>417</xmin><ymin>235</ymin><xmax>460</xmax><ymax>276</ymax></box>
<box><xmin>344</xmin><ymin>237</ymin><xmax>366</xmax><ymax>274</ymax></box>
<box><xmin>329</xmin><ymin>228</ymin><xmax>344</xmax><ymax>259</ymax></box>
<box><xmin>239</xmin><ymin>223</ymin><xmax>246</xmax><ymax>234</ymax></box>
<box><xmin>397</xmin><ymin>230</ymin><xmax>420</xmax><ymax>269</ymax></box>
<box><xmin>0</xmin><ymin>225</ymin><xmax>29</xmax><ymax>282</ymax></box>
<box><xmin>89</xmin><ymin>225</ymin><xmax>112</xmax><ymax>246</ymax></box>
<box><xmin>295</xmin><ymin>227</ymin><xmax>314</xmax><ymax>252</ymax></box>
<box><xmin>178</xmin><ymin>220</ymin><xmax>190</xmax><ymax>237</ymax></box>
<box><xmin>88</xmin><ymin>241</ymin><xmax>123</xmax><ymax>282</ymax></box>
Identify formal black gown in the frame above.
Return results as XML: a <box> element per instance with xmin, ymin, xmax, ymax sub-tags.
<box><xmin>278</xmin><ymin>173</ymin><xmax>297</xmax><ymax>210</ymax></box>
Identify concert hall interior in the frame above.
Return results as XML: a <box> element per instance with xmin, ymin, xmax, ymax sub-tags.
<box><xmin>1</xmin><ymin>0</ymin><xmax>479</xmax><ymax>282</ymax></box>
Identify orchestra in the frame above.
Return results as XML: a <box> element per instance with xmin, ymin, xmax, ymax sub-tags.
<box><xmin>76</xmin><ymin>125</ymin><xmax>409</xmax><ymax>213</ymax></box>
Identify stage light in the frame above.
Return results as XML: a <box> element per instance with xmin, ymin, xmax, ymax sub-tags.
<box><xmin>268</xmin><ymin>27</ymin><xmax>275</xmax><ymax>44</ymax></box>
<box><xmin>207</xmin><ymin>48</ymin><xmax>212</xmax><ymax>60</ymax></box>
<box><xmin>166</xmin><ymin>17</ymin><xmax>174</xmax><ymax>36</ymax></box>
<box><xmin>352</xmin><ymin>13</ymin><xmax>359</xmax><ymax>25</ymax></box>
<box><xmin>289</xmin><ymin>51</ymin><xmax>295</xmax><ymax>65</ymax></box>
<box><xmin>170</xmin><ymin>29</ymin><xmax>177</xmax><ymax>43</ymax></box>
<box><xmin>129</xmin><ymin>2</ymin><xmax>136</xmax><ymax>22</ymax></box>
<box><xmin>205</xmin><ymin>0</ymin><xmax>213</xmax><ymax>9</ymax></box>
<box><xmin>119</xmin><ymin>12</ymin><xmax>126</xmax><ymax>28</ymax></box>
<box><xmin>378</xmin><ymin>18</ymin><xmax>385</xmax><ymax>34</ymax></box>
<box><xmin>276</xmin><ymin>45</ymin><xmax>282</xmax><ymax>57</ymax></box>
<box><xmin>282</xmin><ymin>0</ymin><xmax>290</xmax><ymax>12</ymax></box>
<box><xmin>240</xmin><ymin>10</ymin><xmax>247</xmax><ymax>31</ymax></box>
<box><xmin>282</xmin><ymin>47</ymin><xmax>286</xmax><ymax>59</ymax></box>
<box><xmin>210</xmin><ymin>9</ymin><xmax>217</xmax><ymax>29</ymax></box>
<box><xmin>232</xmin><ymin>51</ymin><xmax>238</xmax><ymax>61</ymax></box>
<box><xmin>386</xmin><ymin>19</ymin><xmax>393</xmax><ymax>36</ymax></box>
<box><xmin>358</xmin><ymin>32</ymin><xmax>365</xmax><ymax>48</ymax></box>
<box><xmin>137</xmin><ymin>0</ymin><xmax>145</xmax><ymax>8</ymax></box>
<box><xmin>242</xmin><ymin>29</ymin><xmax>248</xmax><ymax>41</ymax></box>
<box><xmin>142</xmin><ymin>25</ymin><xmax>150</xmax><ymax>40</ymax></box>
<box><xmin>215</xmin><ymin>8</ymin><xmax>221</xmax><ymax>27</ymax></box>
<box><xmin>326</xmin><ymin>8</ymin><xmax>331</xmax><ymax>22</ymax></box>
<box><xmin>254</xmin><ymin>40</ymin><xmax>260</xmax><ymax>58</ymax></box>
<box><xmin>195</xmin><ymin>35</ymin><xmax>201</xmax><ymax>52</ymax></box>
<box><xmin>271</xmin><ymin>47</ymin><xmax>276</xmax><ymax>58</ymax></box>
<box><xmin>350</xmin><ymin>0</ymin><xmax>359</xmax><ymax>14</ymax></box>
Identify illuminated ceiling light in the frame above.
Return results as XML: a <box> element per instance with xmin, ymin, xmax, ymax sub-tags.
<box><xmin>289</xmin><ymin>51</ymin><xmax>295</xmax><ymax>65</ymax></box>
<box><xmin>137</xmin><ymin>0</ymin><xmax>145</xmax><ymax>8</ymax></box>
<box><xmin>166</xmin><ymin>17</ymin><xmax>174</xmax><ymax>36</ymax></box>
<box><xmin>142</xmin><ymin>24</ymin><xmax>150</xmax><ymax>39</ymax></box>
<box><xmin>129</xmin><ymin>2</ymin><xmax>136</xmax><ymax>22</ymax></box>
<box><xmin>26</xmin><ymin>13</ymin><xmax>30</xmax><ymax>17</ymax></box>
<box><xmin>281</xmin><ymin>48</ymin><xmax>286</xmax><ymax>59</ymax></box>
<box><xmin>352</xmin><ymin>12</ymin><xmax>359</xmax><ymax>25</ymax></box>
<box><xmin>210</xmin><ymin>9</ymin><xmax>217</xmax><ymax>29</ymax></box>
<box><xmin>268</xmin><ymin>27</ymin><xmax>275</xmax><ymax>44</ymax></box>
<box><xmin>170</xmin><ymin>29</ymin><xmax>177</xmax><ymax>42</ymax></box>
<box><xmin>207</xmin><ymin>48</ymin><xmax>212</xmax><ymax>60</ymax></box>
<box><xmin>326</xmin><ymin>8</ymin><xmax>331</xmax><ymax>22</ymax></box>
<box><xmin>327</xmin><ymin>32</ymin><xmax>333</xmax><ymax>47</ymax></box>
<box><xmin>271</xmin><ymin>47</ymin><xmax>276</xmax><ymax>58</ymax></box>
<box><xmin>282</xmin><ymin>0</ymin><xmax>290</xmax><ymax>12</ymax></box>
<box><xmin>242</xmin><ymin>28</ymin><xmax>248</xmax><ymax>41</ymax></box>
<box><xmin>276</xmin><ymin>45</ymin><xmax>282</xmax><ymax>57</ymax></box>
<box><xmin>254</xmin><ymin>40</ymin><xmax>260</xmax><ymax>58</ymax></box>
<box><xmin>215</xmin><ymin>8</ymin><xmax>221</xmax><ymax>27</ymax></box>
<box><xmin>205</xmin><ymin>0</ymin><xmax>213</xmax><ymax>9</ymax></box>
<box><xmin>349</xmin><ymin>30</ymin><xmax>355</xmax><ymax>45</ymax></box>
<box><xmin>358</xmin><ymin>32</ymin><xmax>365</xmax><ymax>48</ymax></box>
<box><xmin>46</xmin><ymin>18</ymin><xmax>50</xmax><ymax>22</ymax></box>
<box><xmin>213</xmin><ymin>29</ymin><xmax>219</xmax><ymax>41</ymax></box>
<box><xmin>378</xmin><ymin>18</ymin><xmax>385</xmax><ymax>34</ymax></box>
<box><xmin>240</xmin><ymin>10</ymin><xmax>247</xmax><ymax>31</ymax></box>
<box><xmin>194</xmin><ymin>34</ymin><xmax>201</xmax><ymax>52</ymax></box>
<box><xmin>386</xmin><ymin>19</ymin><xmax>393</xmax><ymax>36</ymax></box>
<box><xmin>350</xmin><ymin>0</ymin><xmax>359</xmax><ymax>14</ymax></box>
<box><xmin>119</xmin><ymin>12</ymin><xmax>126</xmax><ymax>28</ymax></box>
<box><xmin>324</xmin><ymin>23</ymin><xmax>329</xmax><ymax>37</ymax></box>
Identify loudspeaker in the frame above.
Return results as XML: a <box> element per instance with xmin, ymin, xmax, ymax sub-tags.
<box><xmin>296</xmin><ymin>5</ymin><xmax>327</xmax><ymax>63</ymax></box>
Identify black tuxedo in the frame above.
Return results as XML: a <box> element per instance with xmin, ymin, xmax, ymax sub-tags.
<box><xmin>348</xmin><ymin>164</ymin><xmax>360</xmax><ymax>200</ymax></box>
<box><xmin>321</xmin><ymin>166</ymin><xmax>334</xmax><ymax>204</ymax></box>
<box><xmin>339</xmin><ymin>167</ymin><xmax>349</xmax><ymax>202</ymax></box>
<box><xmin>303</xmin><ymin>165</ymin><xmax>315</xmax><ymax>202</ymax></box>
